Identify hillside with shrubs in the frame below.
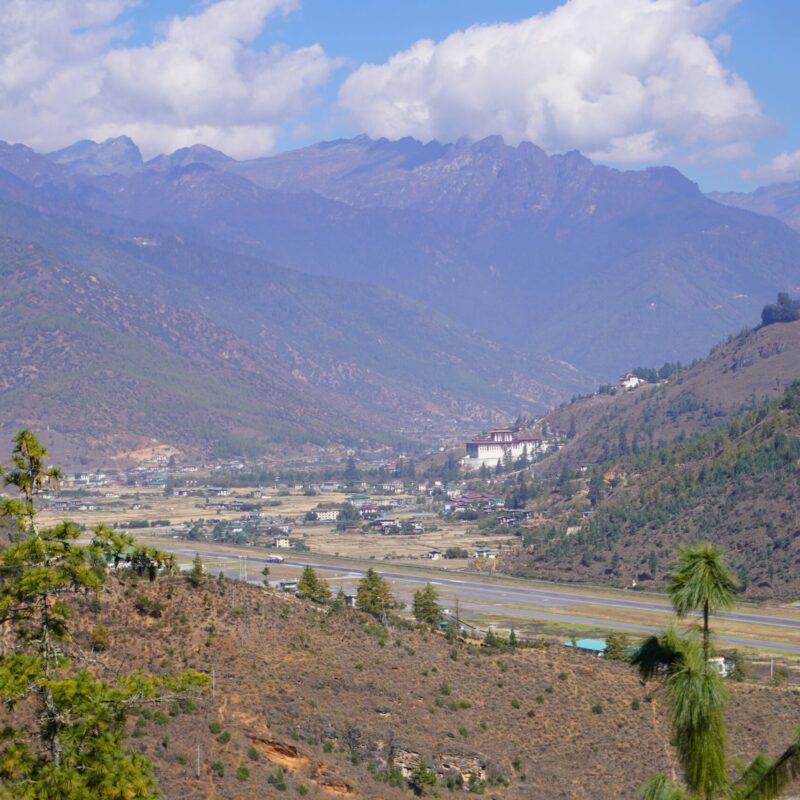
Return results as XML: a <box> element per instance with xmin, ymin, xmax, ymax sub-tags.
<box><xmin>503</xmin><ymin>364</ymin><xmax>800</xmax><ymax>597</ymax></box>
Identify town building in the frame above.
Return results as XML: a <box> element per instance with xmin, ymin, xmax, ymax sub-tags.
<box><xmin>619</xmin><ymin>372</ymin><xmax>643</xmax><ymax>390</ymax></box>
<box><xmin>462</xmin><ymin>428</ymin><xmax>542</xmax><ymax>469</ymax></box>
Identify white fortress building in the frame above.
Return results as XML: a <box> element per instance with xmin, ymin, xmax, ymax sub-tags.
<box><xmin>462</xmin><ymin>428</ymin><xmax>543</xmax><ymax>470</ymax></box>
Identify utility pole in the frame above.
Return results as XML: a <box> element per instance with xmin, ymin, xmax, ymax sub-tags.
<box><xmin>195</xmin><ymin>743</ymin><xmax>201</xmax><ymax>779</ymax></box>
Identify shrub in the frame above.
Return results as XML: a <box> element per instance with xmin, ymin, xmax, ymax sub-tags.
<box><xmin>236</xmin><ymin>765</ymin><xmax>250</xmax><ymax>781</ymax></box>
<box><xmin>268</xmin><ymin>769</ymin><xmax>288</xmax><ymax>790</ymax></box>
<box><xmin>133</xmin><ymin>594</ymin><xmax>163</xmax><ymax>618</ymax></box>
<box><xmin>210</xmin><ymin>761</ymin><xmax>224</xmax><ymax>778</ymax></box>
<box><xmin>323</xmin><ymin>740</ymin><xmax>334</xmax><ymax>753</ymax></box>
<box><xmin>511</xmin><ymin>698</ymin><xmax>521</xmax><ymax>709</ymax></box>
<box><xmin>208</xmin><ymin>721</ymin><xmax>223</xmax><ymax>734</ymax></box>
<box><xmin>247</xmin><ymin>746</ymin><xmax>260</xmax><ymax>761</ymax></box>
<box><xmin>90</xmin><ymin>624</ymin><xmax>111</xmax><ymax>651</ymax></box>
<box><xmin>217</xmin><ymin>731</ymin><xmax>231</xmax><ymax>744</ymax></box>
<box><xmin>591</xmin><ymin>703</ymin><xmax>604</xmax><ymax>714</ymax></box>
<box><xmin>409</xmin><ymin>762</ymin><xmax>437</xmax><ymax>794</ymax></box>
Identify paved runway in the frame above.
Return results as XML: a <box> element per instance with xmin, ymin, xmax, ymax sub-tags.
<box><xmin>165</xmin><ymin>544</ymin><xmax>800</xmax><ymax>653</ymax></box>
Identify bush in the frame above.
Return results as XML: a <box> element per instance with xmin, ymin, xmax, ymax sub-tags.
<box><xmin>90</xmin><ymin>624</ymin><xmax>111</xmax><ymax>651</ymax></box>
<box><xmin>236</xmin><ymin>765</ymin><xmax>250</xmax><ymax>781</ymax></box>
<box><xmin>210</xmin><ymin>761</ymin><xmax>225</xmax><ymax>778</ymax></box>
<box><xmin>268</xmin><ymin>769</ymin><xmax>288</xmax><ymax>790</ymax></box>
<box><xmin>208</xmin><ymin>721</ymin><xmax>223</xmax><ymax>735</ymax></box>
<box><xmin>133</xmin><ymin>595</ymin><xmax>164</xmax><ymax>618</ymax></box>
<box><xmin>591</xmin><ymin>703</ymin><xmax>604</xmax><ymax>714</ymax></box>
<box><xmin>409</xmin><ymin>762</ymin><xmax>437</xmax><ymax>794</ymax></box>
<box><xmin>217</xmin><ymin>731</ymin><xmax>231</xmax><ymax>744</ymax></box>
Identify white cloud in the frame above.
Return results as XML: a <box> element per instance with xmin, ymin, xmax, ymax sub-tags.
<box><xmin>338</xmin><ymin>0</ymin><xmax>772</xmax><ymax>164</ymax></box>
<box><xmin>0</xmin><ymin>0</ymin><xmax>339</xmax><ymax>158</ymax></box>
<box><xmin>742</xmin><ymin>150</ymin><xmax>800</xmax><ymax>185</ymax></box>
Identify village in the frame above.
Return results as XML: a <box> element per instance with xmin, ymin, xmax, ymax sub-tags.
<box><xmin>37</xmin><ymin>367</ymin><xmax>655</xmax><ymax>568</ymax></box>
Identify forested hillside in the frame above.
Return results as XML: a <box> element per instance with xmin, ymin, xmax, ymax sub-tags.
<box><xmin>505</xmin><ymin>380</ymin><xmax>800</xmax><ymax>597</ymax></box>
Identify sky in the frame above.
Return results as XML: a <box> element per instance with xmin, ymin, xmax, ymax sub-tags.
<box><xmin>1</xmin><ymin>0</ymin><xmax>798</xmax><ymax>191</ymax></box>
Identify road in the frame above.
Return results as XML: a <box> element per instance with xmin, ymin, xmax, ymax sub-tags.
<box><xmin>162</xmin><ymin>543</ymin><xmax>800</xmax><ymax>654</ymax></box>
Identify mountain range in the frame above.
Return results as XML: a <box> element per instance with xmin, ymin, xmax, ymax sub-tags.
<box><xmin>2</xmin><ymin>132</ymin><xmax>800</xmax><ymax>461</ymax></box>
<box><xmin>38</xmin><ymin>134</ymin><xmax>800</xmax><ymax>374</ymax></box>
<box><xmin>710</xmin><ymin>180</ymin><xmax>800</xmax><ymax>234</ymax></box>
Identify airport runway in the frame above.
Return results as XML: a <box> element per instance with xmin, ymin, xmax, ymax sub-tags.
<box><xmin>163</xmin><ymin>544</ymin><xmax>800</xmax><ymax>653</ymax></box>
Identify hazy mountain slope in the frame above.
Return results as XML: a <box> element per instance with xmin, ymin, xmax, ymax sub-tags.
<box><xmin>506</xmin><ymin>378</ymin><xmax>800</xmax><ymax>598</ymax></box>
<box><xmin>0</xmin><ymin>150</ymin><xmax>594</xmax><ymax>460</ymax></box>
<box><xmin>710</xmin><ymin>181</ymin><xmax>800</xmax><ymax>233</ymax></box>
<box><xmin>55</xmin><ymin>574</ymin><xmax>800</xmax><ymax>799</ymax></box>
<box><xmin>72</xmin><ymin>134</ymin><xmax>800</xmax><ymax>376</ymax></box>
<box><xmin>538</xmin><ymin>320</ymin><xmax>800</xmax><ymax>469</ymax></box>
<box><xmin>494</xmin><ymin>321</ymin><xmax>800</xmax><ymax>596</ymax></box>
<box><xmin>231</xmin><ymin>137</ymin><xmax>800</xmax><ymax>371</ymax></box>
<box><xmin>0</xmin><ymin>236</ymin><xmax>377</xmax><ymax>464</ymax></box>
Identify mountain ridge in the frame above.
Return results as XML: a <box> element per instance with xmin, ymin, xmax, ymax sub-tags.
<box><xmin>34</xmin><ymin>133</ymin><xmax>800</xmax><ymax>376</ymax></box>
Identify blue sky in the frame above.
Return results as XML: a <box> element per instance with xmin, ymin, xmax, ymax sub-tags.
<box><xmin>2</xmin><ymin>0</ymin><xmax>797</xmax><ymax>191</ymax></box>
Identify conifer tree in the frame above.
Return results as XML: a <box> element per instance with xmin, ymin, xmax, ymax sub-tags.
<box><xmin>356</xmin><ymin>568</ymin><xmax>395</xmax><ymax>621</ymax></box>
<box><xmin>412</xmin><ymin>583</ymin><xmax>441</xmax><ymax>626</ymax></box>
<box><xmin>0</xmin><ymin>431</ymin><xmax>208</xmax><ymax>799</ymax></box>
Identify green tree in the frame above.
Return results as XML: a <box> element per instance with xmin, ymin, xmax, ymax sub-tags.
<box><xmin>336</xmin><ymin>503</ymin><xmax>361</xmax><ymax>530</ymax></box>
<box><xmin>761</xmin><ymin>292</ymin><xmax>800</xmax><ymax>326</ymax></box>
<box><xmin>604</xmin><ymin>632</ymin><xmax>630</xmax><ymax>661</ymax></box>
<box><xmin>342</xmin><ymin>457</ymin><xmax>361</xmax><ymax>485</ymax></box>
<box><xmin>587</xmin><ymin>469</ymin><xmax>605</xmax><ymax>507</ymax></box>
<box><xmin>1</xmin><ymin>429</ymin><xmax>62</xmax><ymax>534</ymax></box>
<box><xmin>356</xmin><ymin>569</ymin><xmax>395</xmax><ymax>620</ymax></box>
<box><xmin>412</xmin><ymin>584</ymin><xmax>441</xmax><ymax>627</ymax></box>
<box><xmin>0</xmin><ymin>431</ymin><xmax>208</xmax><ymax>799</ymax></box>
<box><xmin>297</xmin><ymin>566</ymin><xmax>331</xmax><ymax>604</ymax></box>
<box><xmin>667</xmin><ymin>543</ymin><xmax>738</xmax><ymax>662</ymax></box>
<box><xmin>408</xmin><ymin>762</ymin><xmax>437</xmax><ymax>794</ymax></box>
<box><xmin>188</xmin><ymin>553</ymin><xmax>205</xmax><ymax>587</ymax></box>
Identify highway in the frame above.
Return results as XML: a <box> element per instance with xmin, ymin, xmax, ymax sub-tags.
<box><xmin>161</xmin><ymin>543</ymin><xmax>800</xmax><ymax>654</ymax></box>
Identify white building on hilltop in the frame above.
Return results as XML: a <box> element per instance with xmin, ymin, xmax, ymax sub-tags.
<box><xmin>462</xmin><ymin>428</ymin><xmax>542</xmax><ymax>470</ymax></box>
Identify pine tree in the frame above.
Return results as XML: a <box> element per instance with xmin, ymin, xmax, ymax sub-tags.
<box><xmin>356</xmin><ymin>569</ymin><xmax>395</xmax><ymax>621</ymax></box>
<box><xmin>0</xmin><ymin>431</ymin><xmax>208</xmax><ymax>799</ymax></box>
<box><xmin>297</xmin><ymin>566</ymin><xmax>331</xmax><ymax>604</ymax></box>
<box><xmin>412</xmin><ymin>583</ymin><xmax>441</xmax><ymax>626</ymax></box>
<box><xmin>188</xmin><ymin>553</ymin><xmax>205</xmax><ymax>587</ymax></box>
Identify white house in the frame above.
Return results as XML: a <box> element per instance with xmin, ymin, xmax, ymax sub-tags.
<box><xmin>474</xmin><ymin>547</ymin><xmax>498</xmax><ymax>559</ymax></box>
<box><xmin>315</xmin><ymin>509</ymin><xmax>339</xmax><ymax>522</ymax></box>
<box><xmin>273</xmin><ymin>535</ymin><xmax>291</xmax><ymax>549</ymax></box>
<box><xmin>619</xmin><ymin>372</ymin><xmax>643</xmax><ymax>390</ymax></box>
